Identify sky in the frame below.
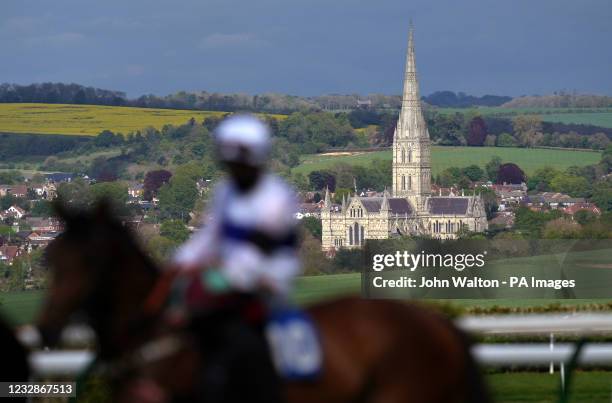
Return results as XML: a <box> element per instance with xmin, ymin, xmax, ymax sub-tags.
<box><xmin>2</xmin><ymin>0</ymin><xmax>611</xmax><ymax>98</ymax></box>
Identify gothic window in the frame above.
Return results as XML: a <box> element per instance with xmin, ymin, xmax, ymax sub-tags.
<box><xmin>408</xmin><ymin>175</ymin><xmax>412</xmax><ymax>189</ymax></box>
<box><xmin>354</xmin><ymin>222</ymin><xmax>360</xmax><ymax>245</ymax></box>
<box><xmin>408</xmin><ymin>149</ymin><xmax>412</xmax><ymax>162</ymax></box>
<box><xmin>402</xmin><ymin>175</ymin><xmax>406</xmax><ymax>190</ymax></box>
<box><xmin>401</xmin><ymin>148</ymin><xmax>405</xmax><ymax>163</ymax></box>
<box><xmin>349</xmin><ymin>226</ymin><xmax>353</xmax><ymax>245</ymax></box>
<box><xmin>360</xmin><ymin>225</ymin><xmax>365</xmax><ymax>245</ymax></box>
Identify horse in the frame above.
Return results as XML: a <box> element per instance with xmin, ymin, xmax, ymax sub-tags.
<box><xmin>0</xmin><ymin>316</ymin><xmax>30</xmax><ymax>403</ymax></box>
<box><xmin>37</xmin><ymin>202</ymin><xmax>491</xmax><ymax>403</ymax></box>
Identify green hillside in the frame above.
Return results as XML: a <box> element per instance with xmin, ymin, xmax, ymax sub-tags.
<box><xmin>436</xmin><ymin>107</ymin><xmax>612</xmax><ymax>128</ymax></box>
<box><xmin>293</xmin><ymin>146</ymin><xmax>602</xmax><ymax>177</ymax></box>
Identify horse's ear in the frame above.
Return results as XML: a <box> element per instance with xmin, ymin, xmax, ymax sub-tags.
<box><xmin>53</xmin><ymin>200</ymin><xmax>73</xmax><ymax>224</ymax></box>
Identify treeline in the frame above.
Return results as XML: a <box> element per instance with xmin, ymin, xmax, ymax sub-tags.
<box><xmin>425</xmin><ymin>112</ymin><xmax>611</xmax><ymax>150</ymax></box>
<box><xmin>0</xmin><ymin>133</ymin><xmax>90</xmax><ymax>160</ymax></box>
<box><xmin>502</xmin><ymin>92</ymin><xmax>612</xmax><ymax>108</ymax></box>
<box><xmin>0</xmin><ymin>83</ymin><xmax>127</xmax><ymax>106</ymax></box>
<box><xmin>0</xmin><ymin>82</ymin><xmax>516</xmax><ymax>113</ymax></box>
<box><xmin>422</xmin><ymin>91</ymin><xmax>512</xmax><ymax>107</ymax></box>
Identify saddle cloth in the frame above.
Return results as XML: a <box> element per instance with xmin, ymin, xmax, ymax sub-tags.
<box><xmin>265</xmin><ymin>308</ymin><xmax>322</xmax><ymax>381</ymax></box>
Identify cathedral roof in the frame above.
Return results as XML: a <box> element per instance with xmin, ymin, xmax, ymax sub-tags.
<box><xmin>388</xmin><ymin>198</ymin><xmax>412</xmax><ymax>214</ymax></box>
<box><xmin>427</xmin><ymin>197</ymin><xmax>470</xmax><ymax>215</ymax></box>
<box><xmin>361</xmin><ymin>198</ymin><xmax>383</xmax><ymax>213</ymax></box>
<box><xmin>359</xmin><ymin>197</ymin><xmax>413</xmax><ymax>215</ymax></box>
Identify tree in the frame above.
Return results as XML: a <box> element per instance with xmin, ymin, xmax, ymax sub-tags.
<box><xmin>591</xmin><ymin>179</ymin><xmax>612</xmax><ymax>212</ymax></box>
<box><xmin>0</xmin><ymin>170</ymin><xmax>24</xmax><ymax>185</ymax></box>
<box><xmin>512</xmin><ymin>115</ymin><xmax>543</xmax><ymax>147</ymax></box>
<box><xmin>89</xmin><ymin>182</ymin><xmax>129</xmax><ymax>215</ymax></box>
<box><xmin>514</xmin><ymin>206</ymin><xmax>563</xmax><ymax>236</ymax></box>
<box><xmin>573</xmin><ymin>210</ymin><xmax>597</xmax><ymax>225</ymax></box>
<box><xmin>466</xmin><ymin>116</ymin><xmax>487</xmax><ymax>146</ymax></box>
<box><xmin>160</xmin><ymin>220</ymin><xmax>190</xmax><ymax>243</ymax></box>
<box><xmin>147</xmin><ymin>235</ymin><xmax>177</xmax><ymax>263</ymax></box>
<box><xmin>308</xmin><ymin>170</ymin><xmax>336</xmax><ymax>191</ymax></box>
<box><xmin>144</xmin><ymin>170</ymin><xmax>172</xmax><ymax>200</ymax></box>
<box><xmin>300</xmin><ymin>217</ymin><xmax>322</xmax><ymax>240</ymax></box>
<box><xmin>549</xmin><ymin>174</ymin><xmax>591</xmax><ymax>198</ymax></box>
<box><xmin>158</xmin><ymin>175</ymin><xmax>198</xmax><ymax>220</ymax></box>
<box><xmin>333</xmin><ymin>188</ymin><xmax>352</xmax><ymax>204</ymax></box>
<box><xmin>478</xmin><ymin>187</ymin><xmax>498</xmax><ymax>220</ymax></box>
<box><xmin>462</xmin><ymin>165</ymin><xmax>485</xmax><ymax>182</ymax></box>
<box><xmin>30</xmin><ymin>201</ymin><xmax>53</xmax><ymax>217</ymax></box>
<box><xmin>56</xmin><ymin>178</ymin><xmax>91</xmax><ymax>210</ymax></box>
<box><xmin>527</xmin><ymin>167</ymin><xmax>560</xmax><ymax>191</ymax></box>
<box><xmin>496</xmin><ymin>133</ymin><xmax>518</xmax><ymax>147</ymax></box>
<box><xmin>485</xmin><ymin>156</ymin><xmax>502</xmax><ymax>182</ymax></box>
<box><xmin>299</xmin><ymin>232</ymin><xmax>332</xmax><ymax>275</ymax></box>
<box><xmin>497</xmin><ymin>163</ymin><xmax>525</xmax><ymax>184</ymax></box>
<box><xmin>543</xmin><ymin>218</ymin><xmax>581</xmax><ymax>239</ymax></box>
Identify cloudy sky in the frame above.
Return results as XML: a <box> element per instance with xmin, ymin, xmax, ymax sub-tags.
<box><xmin>2</xmin><ymin>0</ymin><xmax>611</xmax><ymax>97</ymax></box>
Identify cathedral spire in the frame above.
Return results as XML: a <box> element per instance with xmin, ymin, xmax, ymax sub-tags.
<box><xmin>381</xmin><ymin>188</ymin><xmax>390</xmax><ymax>211</ymax></box>
<box><xmin>323</xmin><ymin>186</ymin><xmax>331</xmax><ymax>208</ymax></box>
<box><xmin>398</xmin><ymin>23</ymin><xmax>427</xmax><ymax>139</ymax></box>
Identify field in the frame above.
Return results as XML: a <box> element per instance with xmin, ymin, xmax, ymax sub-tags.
<box><xmin>436</xmin><ymin>107</ymin><xmax>612</xmax><ymax>128</ymax></box>
<box><xmin>541</xmin><ymin>113</ymin><xmax>612</xmax><ymax>128</ymax></box>
<box><xmin>0</xmin><ymin>103</ymin><xmax>285</xmax><ymax>136</ymax></box>
<box><xmin>293</xmin><ymin>146</ymin><xmax>601</xmax><ymax>177</ymax></box>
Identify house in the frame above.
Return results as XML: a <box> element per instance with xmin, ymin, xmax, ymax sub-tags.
<box><xmin>29</xmin><ymin>183</ymin><xmax>57</xmax><ymax>199</ymax></box>
<box><xmin>45</xmin><ymin>172</ymin><xmax>74</xmax><ymax>183</ymax></box>
<box><xmin>297</xmin><ymin>203</ymin><xmax>322</xmax><ymax>219</ymax></box>
<box><xmin>0</xmin><ymin>245</ymin><xmax>20</xmax><ymax>265</ymax></box>
<box><xmin>26</xmin><ymin>231</ymin><xmax>59</xmax><ymax>248</ymax></box>
<box><xmin>0</xmin><ymin>185</ymin><xmax>10</xmax><ymax>197</ymax></box>
<box><xmin>25</xmin><ymin>217</ymin><xmax>63</xmax><ymax>233</ymax></box>
<box><xmin>525</xmin><ymin>192</ymin><xmax>586</xmax><ymax>210</ymax></box>
<box><xmin>489</xmin><ymin>212</ymin><xmax>515</xmax><ymax>228</ymax></box>
<box><xmin>5</xmin><ymin>205</ymin><xmax>27</xmax><ymax>219</ymax></box>
<box><xmin>8</xmin><ymin>185</ymin><xmax>28</xmax><ymax>198</ymax></box>
<box><xmin>128</xmin><ymin>183</ymin><xmax>144</xmax><ymax>198</ymax></box>
<box><xmin>562</xmin><ymin>203</ymin><xmax>602</xmax><ymax>217</ymax></box>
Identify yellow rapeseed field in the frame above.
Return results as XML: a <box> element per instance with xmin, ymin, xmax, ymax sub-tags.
<box><xmin>0</xmin><ymin>103</ymin><xmax>286</xmax><ymax>136</ymax></box>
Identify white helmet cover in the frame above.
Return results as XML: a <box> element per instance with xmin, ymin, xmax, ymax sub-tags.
<box><xmin>215</xmin><ymin>114</ymin><xmax>271</xmax><ymax>165</ymax></box>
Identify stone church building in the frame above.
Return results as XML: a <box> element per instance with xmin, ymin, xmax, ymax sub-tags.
<box><xmin>321</xmin><ymin>27</ymin><xmax>488</xmax><ymax>251</ymax></box>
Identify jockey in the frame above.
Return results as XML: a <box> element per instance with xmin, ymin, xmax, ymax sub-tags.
<box><xmin>172</xmin><ymin>114</ymin><xmax>300</xmax><ymax>403</ymax></box>
<box><xmin>173</xmin><ymin>114</ymin><xmax>301</xmax><ymax>300</ymax></box>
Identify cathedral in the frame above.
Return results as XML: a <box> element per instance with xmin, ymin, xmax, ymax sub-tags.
<box><xmin>321</xmin><ymin>26</ymin><xmax>488</xmax><ymax>251</ymax></box>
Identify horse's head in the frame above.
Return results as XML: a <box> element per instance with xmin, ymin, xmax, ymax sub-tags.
<box><xmin>37</xmin><ymin>200</ymin><xmax>158</xmax><ymax>349</ymax></box>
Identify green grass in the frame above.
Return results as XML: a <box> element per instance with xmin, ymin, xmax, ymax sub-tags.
<box><xmin>0</xmin><ymin>290</ymin><xmax>45</xmax><ymax>326</ymax></box>
<box><xmin>0</xmin><ymin>103</ymin><xmax>286</xmax><ymax>136</ymax></box>
<box><xmin>541</xmin><ymin>113</ymin><xmax>612</xmax><ymax>128</ymax></box>
<box><xmin>436</xmin><ymin>107</ymin><xmax>612</xmax><ymax>128</ymax></box>
<box><xmin>3</xmin><ymin>267</ymin><xmax>612</xmax><ymax>326</ymax></box>
<box><xmin>292</xmin><ymin>146</ymin><xmax>601</xmax><ymax>177</ymax></box>
<box><xmin>488</xmin><ymin>371</ymin><xmax>612</xmax><ymax>403</ymax></box>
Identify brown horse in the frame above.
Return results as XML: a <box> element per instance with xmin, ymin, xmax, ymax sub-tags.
<box><xmin>0</xmin><ymin>316</ymin><xmax>30</xmax><ymax>403</ymax></box>
<box><xmin>37</xmin><ymin>203</ymin><xmax>490</xmax><ymax>403</ymax></box>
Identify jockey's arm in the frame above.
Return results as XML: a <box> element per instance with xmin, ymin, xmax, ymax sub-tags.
<box><xmin>171</xmin><ymin>186</ymin><xmax>226</xmax><ymax>272</ymax></box>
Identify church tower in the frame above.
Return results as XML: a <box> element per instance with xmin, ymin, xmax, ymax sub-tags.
<box><xmin>392</xmin><ymin>24</ymin><xmax>431</xmax><ymax>211</ymax></box>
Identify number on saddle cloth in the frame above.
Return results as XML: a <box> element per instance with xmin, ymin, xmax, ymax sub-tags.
<box><xmin>265</xmin><ymin>309</ymin><xmax>322</xmax><ymax>381</ymax></box>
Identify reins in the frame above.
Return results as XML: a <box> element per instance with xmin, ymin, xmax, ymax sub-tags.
<box><xmin>142</xmin><ymin>268</ymin><xmax>180</xmax><ymax>316</ymax></box>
